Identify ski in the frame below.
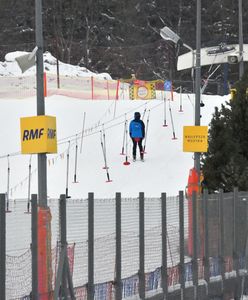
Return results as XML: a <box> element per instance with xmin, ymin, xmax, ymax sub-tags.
<box><xmin>132</xmin><ymin>158</ymin><xmax>145</xmax><ymax>162</ymax></box>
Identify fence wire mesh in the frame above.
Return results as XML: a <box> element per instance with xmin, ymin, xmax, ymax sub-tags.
<box><xmin>0</xmin><ymin>74</ymin><xmax>125</xmax><ymax>100</ymax></box>
<box><xmin>3</xmin><ymin>191</ymin><xmax>248</xmax><ymax>299</ymax></box>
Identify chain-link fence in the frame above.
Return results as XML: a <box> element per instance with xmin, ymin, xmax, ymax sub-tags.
<box><xmin>1</xmin><ymin>189</ymin><xmax>248</xmax><ymax>299</ymax></box>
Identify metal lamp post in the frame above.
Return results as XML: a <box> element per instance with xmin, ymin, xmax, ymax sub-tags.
<box><xmin>195</xmin><ymin>0</ymin><xmax>201</xmax><ymax>175</ymax></box>
<box><xmin>35</xmin><ymin>0</ymin><xmax>49</xmax><ymax>299</ymax></box>
<box><xmin>160</xmin><ymin>26</ymin><xmax>195</xmax><ymax>89</ymax></box>
<box><xmin>35</xmin><ymin>0</ymin><xmax>47</xmax><ymax>207</ymax></box>
<box><xmin>239</xmin><ymin>0</ymin><xmax>244</xmax><ymax>79</ymax></box>
<box><xmin>160</xmin><ymin>4</ymin><xmax>202</xmax><ymax>175</ymax></box>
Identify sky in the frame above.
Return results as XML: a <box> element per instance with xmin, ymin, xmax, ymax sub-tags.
<box><xmin>0</xmin><ymin>51</ymin><xmax>230</xmax><ymax>201</ymax></box>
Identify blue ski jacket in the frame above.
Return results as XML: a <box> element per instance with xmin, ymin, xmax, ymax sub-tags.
<box><xmin>129</xmin><ymin>119</ymin><xmax>145</xmax><ymax>138</ymax></box>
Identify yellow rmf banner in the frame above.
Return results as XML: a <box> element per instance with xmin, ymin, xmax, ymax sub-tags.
<box><xmin>183</xmin><ymin>126</ymin><xmax>208</xmax><ymax>152</ymax></box>
<box><xmin>20</xmin><ymin>115</ymin><xmax>57</xmax><ymax>154</ymax></box>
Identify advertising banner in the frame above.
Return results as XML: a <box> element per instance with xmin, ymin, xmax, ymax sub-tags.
<box><xmin>183</xmin><ymin>126</ymin><xmax>208</xmax><ymax>152</ymax></box>
<box><xmin>20</xmin><ymin>115</ymin><xmax>57</xmax><ymax>154</ymax></box>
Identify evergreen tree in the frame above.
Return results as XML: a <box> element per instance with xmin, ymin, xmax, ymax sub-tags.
<box><xmin>202</xmin><ymin>70</ymin><xmax>248</xmax><ymax>192</ymax></box>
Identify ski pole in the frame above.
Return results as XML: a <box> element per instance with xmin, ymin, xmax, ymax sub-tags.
<box><xmin>103</xmin><ymin>130</ymin><xmax>108</xmax><ymax>167</ymax></box>
<box><xmin>142</xmin><ymin>108</ymin><xmax>147</xmax><ymax>121</ymax></box>
<box><xmin>66</xmin><ymin>141</ymin><xmax>71</xmax><ymax>198</ymax></box>
<box><xmin>80</xmin><ymin>112</ymin><xmax>86</xmax><ymax>154</ymax></box>
<box><xmin>101</xmin><ymin>127</ymin><xmax>108</xmax><ymax>169</ymax></box>
<box><xmin>163</xmin><ymin>92</ymin><xmax>168</xmax><ymax>127</ymax></box>
<box><xmin>6</xmin><ymin>155</ymin><xmax>10</xmax><ymax>212</ymax></box>
<box><xmin>120</xmin><ymin>116</ymin><xmax>127</xmax><ymax>155</ymax></box>
<box><xmin>100</xmin><ymin>130</ymin><xmax>112</xmax><ymax>182</ymax></box>
<box><xmin>100</xmin><ymin>130</ymin><xmax>107</xmax><ymax>169</ymax></box>
<box><xmin>113</xmin><ymin>98</ymin><xmax>117</xmax><ymax>119</ymax></box>
<box><xmin>169</xmin><ymin>100</ymin><xmax>177</xmax><ymax>140</ymax></box>
<box><xmin>73</xmin><ymin>134</ymin><xmax>79</xmax><ymax>183</ymax></box>
<box><xmin>179</xmin><ymin>86</ymin><xmax>183</xmax><ymax>112</ymax></box>
<box><xmin>170</xmin><ymin>82</ymin><xmax>174</xmax><ymax>101</ymax></box>
<box><xmin>26</xmin><ymin>155</ymin><xmax>32</xmax><ymax>213</ymax></box>
<box><xmin>143</xmin><ymin>110</ymin><xmax>150</xmax><ymax>154</ymax></box>
<box><xmin>123</xmin><ymin>121</ymin><xmax>130</xmax><ymax>165</ymax></box>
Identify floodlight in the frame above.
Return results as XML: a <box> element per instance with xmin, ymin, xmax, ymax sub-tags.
<box><xmin>160</xmin><ymin>26</ymin><xmax>181</xmax><ymax>44</ymax></box>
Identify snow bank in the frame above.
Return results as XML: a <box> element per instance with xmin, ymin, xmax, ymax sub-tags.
<box><xmin>1</xmin><ymin>51</ymin><xmax>112</xmax><ymax>80</ymax></box>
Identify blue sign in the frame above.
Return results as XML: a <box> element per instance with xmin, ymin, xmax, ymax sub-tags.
<box><xmin>164</xmin><ymin>80</ymin><xmax>172</xmax><ymax>91</ymax></box>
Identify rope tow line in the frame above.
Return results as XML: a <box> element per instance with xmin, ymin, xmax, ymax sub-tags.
<box><xmin>0</xmin><ymin>101</ymin><xmax>164</xmax><ymax>160</ymax></box>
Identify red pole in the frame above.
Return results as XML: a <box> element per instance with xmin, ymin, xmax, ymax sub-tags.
<box><xmin>107</xmin><ymin>80</ymin><xmax>110</xmax><ymax>100</ymax></box>
<box><xmin>38</xmin><ymin>207</ymin><xmax>52</xmax><ymax>299</ymax></box>
<box><xmin>115</xmin><ymin>79</ymin><xmax>120</xmax><ymax>100</ymax></box>
<box><xmin>43</xmin><ymin>72</ymin><xmax>47</xmax><ymax>97</ymax></box>
<box><xmin>186</xmin><ymin>167</ymin><xmax>199</xmax><ymax>256</ymax></box>
<box><xmin>91</xmin><ymin>76</ymin><xmax>94</xmax><ymax>100</ymax></box>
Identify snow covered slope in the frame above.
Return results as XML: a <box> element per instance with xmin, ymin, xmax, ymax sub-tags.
<box><xmin>0</xmin><ymin>93</ymin><xmax>229</xmax><ymax>199</ymax></box>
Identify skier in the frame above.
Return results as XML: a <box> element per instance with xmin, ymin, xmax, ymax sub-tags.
<box><xmin>129</xmin><ymin>112</ymin><xmax>145</xmax><ymax>161</ymax></box>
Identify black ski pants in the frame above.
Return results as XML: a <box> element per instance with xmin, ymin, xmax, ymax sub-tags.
<box><xmin>131</xmin><ymin>138</ymin><xmax>143</xmax><ymax>158</ymax></box>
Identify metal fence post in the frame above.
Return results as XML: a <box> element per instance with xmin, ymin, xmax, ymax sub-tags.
<box><xmin>179</xmin><ymin>191</ymin><xmax>185</xmax><ymax>299</ymax></box>
<box><xmin>0</xmin><ymin>194</ymin><xmax>6</xmax><ymax>300</ymax></box>
<box><xmin>31</xmin><ymin>194</ymin><xmax>38</xmax><ymax>300</ymax></box>
<box><xmin>161</xmin><ymin>193</ymin><xmax>168</xmax><ymax>298</ymax></box>
<box><xmin>219</xmin><ymin>189</ymin><xmax>225</xmax><ymax>291</ymax></box>
<box><xmin>88</xmin><ymin>192</ymin><xmax>94</xmax><ymax>300</ymax></box>
<box><xmin>139</xmin><ymin>192</ymin><xmax>145</xmax><ymax>300</ymax></box>
<box><xmin>60</xmin><ymin>194</ymin><xmax>67</xmax><ymax>298</ymax></box>
<box><xmin>54</xmin><ymin>195</ymin><xmax>75</xmax><ymax>300</ymax></box>
<box><xmin>233</xmin><ymin>187</ymin><xmax>241</xmax><ymax>300</ymax></box>
<box><xmin>115</xmin><ymin>192</ymin><xmax>122</xmax><ymax>300</ymax></box>
<box><xmin>233</xmin><ymin>187</ymin><xmax>239</xmax><ymax>275</ymax></box>
<box><xmin>203</xmin><ymin>189</ymin><xmax>210</xmax><ymax>291</ymax></box>
<box><xmin>60</xmin><ymin>195</ymin><xmax>67</xmax><ymax>245</ymax></box>
<box><xmin>192</xmin><ymin>191</ymin><xmax>198</xmax><ymax>300</ymax></box>
<box><xmin>240</xmin><ymin>195</ymin><xmax>248</xmax><ymax>298</ymax></box>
